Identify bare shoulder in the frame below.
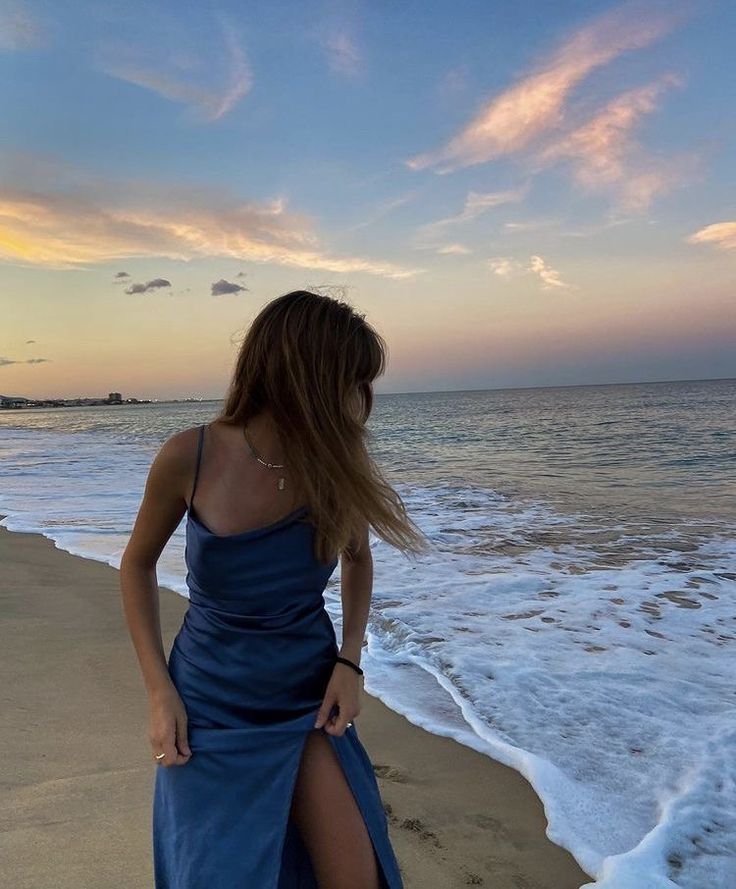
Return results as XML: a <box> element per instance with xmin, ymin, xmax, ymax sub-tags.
<box><xmin>149</xmin><ymin>425</ymin><xmax>200</xmax><ymax>483</ymax></box>
<box><xmin>159</xmin><ymin>425</ymin><xmax>201</xmax><ymax>465</ymax></box>
<box><xmin>120</xmin><ymin>425</ymin><xmax>201</xmax><ymax>565</ymax></box>
<box><xmin>138</xmin><ymin>425</ymin><xmax>206</xmax><ymax>517</ymax></box>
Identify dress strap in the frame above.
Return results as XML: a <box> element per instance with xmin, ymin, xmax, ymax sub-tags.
<box><xmin>188</xmin><ymin>424</ymin><xmax>206</xmax><ymax>512</ymax></box>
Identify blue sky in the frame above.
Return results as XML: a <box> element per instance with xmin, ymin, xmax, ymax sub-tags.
<box><xmin>1</xmin><ymin>0</ymin><xmax>735</xmax><ymax>398</ymax></box>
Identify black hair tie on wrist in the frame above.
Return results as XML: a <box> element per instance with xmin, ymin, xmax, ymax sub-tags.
<box><xmin>335</xmin><ymin>655</ymin><xmax>364</xmax><ymax>676</ymax></box>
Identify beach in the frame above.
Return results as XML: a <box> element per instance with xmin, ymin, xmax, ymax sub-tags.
<box><xmin>1</xmin><ymin>518</ymin><xmax>591</xmax><ymax>888</ymax></box>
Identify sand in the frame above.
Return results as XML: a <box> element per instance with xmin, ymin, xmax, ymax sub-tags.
<box><xmin>0</xmin><ymin>519</ymin><xmax>592</xmax><ymax>888</ymax></box>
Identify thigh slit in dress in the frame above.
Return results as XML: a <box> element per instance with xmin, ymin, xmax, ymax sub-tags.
<box><xmin>152</xmin><ymin>424</ymin><xmax>404</xmax><ymax>888</ymax></box>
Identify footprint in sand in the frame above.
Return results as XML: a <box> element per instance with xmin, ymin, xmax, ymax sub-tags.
<box><xmin>468</xmin><ymin>813</ymin><xmax>529</xmax><ymax>851</ymax></box>
<box><xmin>373</xmin><ymin>763</ymin><xmax>409</xmax><ymax>783</ymax></box>
<box><xmin>399</xmin><ymin>816</ymin><xmax>442</xmax><ymax>848</ymax></box>
<box><xmin>382</xmin><ymin>801</ymin><xmax>399</xmax><ymax>824</ymax></box>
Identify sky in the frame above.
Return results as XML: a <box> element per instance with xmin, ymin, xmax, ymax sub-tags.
<box><xmin>1</xmin><ymin>0</ymin><xmax>735</xmax><ymax>399</ymax></box>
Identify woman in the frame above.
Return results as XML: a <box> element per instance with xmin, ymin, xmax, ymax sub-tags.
<box><xmin>119</xmin><ymin>290</ymin><xmax>428</xmax><ymax>888</ymax></box>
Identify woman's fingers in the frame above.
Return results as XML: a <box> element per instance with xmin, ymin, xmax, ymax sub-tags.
<box><xmin>162</xmin><ymin>732</ymin><xmax>189</xmax><ymax>766</ymax></box>
<box><xmin>151</xmin><ymin>721</ymin><xmax>191</xmax><ymax>767</ymax></box>
<box><xmin>163</xmin><ymin>733</ymin><xmax>183</xmax><ymax>766</ymax></box>
<box><xmin>148</xmin><ymin>689</ymin><xmax>192</xmax><ymax>766</ymax></box>
<box><xmin>321</xmin><ymin>699</ymin><xmax>357</xmax><ymax>736</ymax></box>
<box><xmin>315</xmin><ymin>666</ymin><xmax>361</xmax><ymax>733</ymax></box>
<box><xmin>314</xmin><ymin>693</ymin><xmax>337</xmax><ymax>730</ymax></box>
<box><xmin>176</xmin><ymin>714</ymin><xmax>192</xmax><ymax>757</ymax></box>
<box><xmin>323</xmin><ymin>716</ymin><xmax>352</xmax><ymax>736</ymax></box>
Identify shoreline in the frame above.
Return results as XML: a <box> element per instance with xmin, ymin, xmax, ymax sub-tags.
<box><xmin>1</xmin><ymin>519</ymin><xmax>591</xmax><ymax>888</ymax></box>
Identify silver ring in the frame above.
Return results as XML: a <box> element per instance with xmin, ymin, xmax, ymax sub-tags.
<box><xmin>155</xmin><ymin>752</ymin><xmax>166</xmax><ymax>760</ymax></box>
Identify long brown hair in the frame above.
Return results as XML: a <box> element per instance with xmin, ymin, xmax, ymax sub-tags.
<box><xmin>215</xmin><ymin>290</ymin><xmax>429</xmax><ymax>565</ymax></box>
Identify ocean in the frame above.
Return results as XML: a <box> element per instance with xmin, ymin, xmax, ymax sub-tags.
<box><xmin>1</xmin><ymin>378</ymin><xmax>734</xmax><ymax>888</ymax></box>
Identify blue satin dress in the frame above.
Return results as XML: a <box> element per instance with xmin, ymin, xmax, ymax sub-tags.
<box><xmin>152</xmin><ymin>424</ymin><xmax>404</xmax><ymax>888</ymax></box>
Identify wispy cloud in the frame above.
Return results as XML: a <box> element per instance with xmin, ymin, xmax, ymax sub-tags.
<box><xmin>538</xmin><ymin>73</ymin><xmax>680</xmax><ymax>178</ymax></box>
<box><xmin>557</xmin><ymin>216</ymin><xmax>641</xmax><ymax>237</ymax></box>
<box><xmin>686</xmin><ymin>222</ymin><xmax>736</xmax><ymax>252</ymax></box>
<box><xmin>487</xmin><ymin>257</ymin><xmax>520</xmax><ymax>279</ymax></box>
<box><xmin>528</xmin><ymin>254</ymin><xmax>569</xmax><ymax>289</ymax></box>
<box><xmin>436</xmin><ymin>243</ymin><xmax>472</xmax><ymax>255</ymax></box>
<box><xmin>304</xmin><ymin>8</ymin><xmax>365</xmax><ymax>79</ymax></box>
<box><xmin>94</xmin><ymin>16</ymin><xmax>252</xmax><ymax>122</ymax></box>
<box><xmin>405</xmin><ymin>1</ymin><xmax>689</xmax><ymax>173</ymax></box>
<box><xmin>0</xmin><ymin>0</ymin><xmax>47</xmax><ymax>51</ymax></box>
<box><xmin>0</xmin><ymin>355</ymin><xmax>50</xmax><ymax>366</ymax></box>
<box><xmin>323</xmin><ymin>28</ymin><xmax>362</xmax><ymax>77</ymax></box>
<box><xmin>436</xmin><ymin>63</ymin><xmax>471</xmax><ymax>103</ymax></box>
<box><xmin>488</xmin><ymin>254</ymin><xmax>572</xmax><ymax>290</ymax></box>
<box><xmin>415</xmin><ymin>184</ymin><xmax>530</xmax><ymax>243</ymax></box>
<box><xmin>613</xmin><ymin>158</ymin><xmax>699</xmax><ymax>213</ymax></box>
<box><xmin>503</xmin><ymin>218</ymin><xmax>561</xmax><ymax>233</ymax></box>
<box><xmin>536</xmin><ymin>73</ymin><xmax>697</xmax><ymax>212</ymax></box>
<box><xmin>0</xmin><ymin>171</ymin><xmax>423</xmax><ymax>280</ymax></box>
<box><xmin>344</xmin><ymin>190</ymin><xmax>420</xmax><ymax>232</ymax></box>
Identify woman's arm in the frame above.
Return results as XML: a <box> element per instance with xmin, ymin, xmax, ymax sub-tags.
<box><xmin>119</xmin><ymin>430</ymin><xmax>194</xmax><ymax>765</ymax></box>
<box><xmin>314</xmin><ymin>520</ymin><xmax>372</xmax><ymax>735</ymax></box>
<box><xmin>337</xmin><ymin>518</ymin><xmax>373</xmax><ymax>665</ymax></box>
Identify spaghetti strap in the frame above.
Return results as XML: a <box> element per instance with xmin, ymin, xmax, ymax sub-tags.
<box><xmin>188</xmin><ymin>424</ymin><xmax>206</xmax><ymax>512</ymax></box>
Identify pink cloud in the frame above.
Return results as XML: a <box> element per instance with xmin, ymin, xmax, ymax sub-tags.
<box><xmin>405</xmin><ymin>1</ymin><xmax>689</xmax><ymax>174</ymax></box>
<box><xmin>686</xmin><ymin>222</ymin><xmax>736</xmax><ymax>252</ymax></box>
<box><xmin>535</xmin><ymin>73</ymin><xmax>698</xmax><ymax>211</ymax></box>
<box><xmin>95</xmin><ymin>17</ymin><xmax>252</xmax><ymax>122</ymax></box>
<box><xmin>0</xmin><ymin>176</ymin><xmax>423</xmax><ymax>280</ymax></box>
<box><xmin>488</xmin><ymin>254</ymin><xmax>573</xmax><ymax>290</ymax></box>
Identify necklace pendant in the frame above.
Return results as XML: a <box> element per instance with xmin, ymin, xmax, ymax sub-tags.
<box><xmin>277</xmin><ymin>476</ymin><xmax>286</xmax><ymax>491</ymax></box>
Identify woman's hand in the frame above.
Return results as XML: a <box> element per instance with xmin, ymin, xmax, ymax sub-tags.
<box><xmin>148</xmin><ymin>684</ymin><xmax>192</xmax><ymax>766</ymax></box>
<box><xmin>314</xmin><ymin>663</ymin><xmax>362</xmax><ymax>736</ymax></box>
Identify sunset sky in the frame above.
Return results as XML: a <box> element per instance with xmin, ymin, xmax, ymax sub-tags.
<box><xmin>1</xmin><ymin>0</ymin><xmax>734</xmax><ymax>399</ymax></box>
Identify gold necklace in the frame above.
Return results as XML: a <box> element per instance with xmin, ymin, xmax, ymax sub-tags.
<box><xmin>242</xmin><ymin>423</ymin><xmax>287</xmax><ymax>491</ymax></box>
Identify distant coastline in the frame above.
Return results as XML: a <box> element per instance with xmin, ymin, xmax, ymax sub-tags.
<box><xmin>2</xmin><ymin>375</ymin><xmax>733</xmax><ymax>411</ymax></box>
<box><xmin>0</xmin><ymin>392</ymin><xmax>209</xmax><ymax>410</ymax></box>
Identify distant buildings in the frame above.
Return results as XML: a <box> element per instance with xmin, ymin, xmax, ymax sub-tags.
<box><xmin>0</xmin><ymin>395</ymin><xmax>31</xmax><ymax>408</ymax></box>
<box><xmin>0</xmin><ymin>392</ymin><xmax>151</xmax><ymax>409</ymax></box>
